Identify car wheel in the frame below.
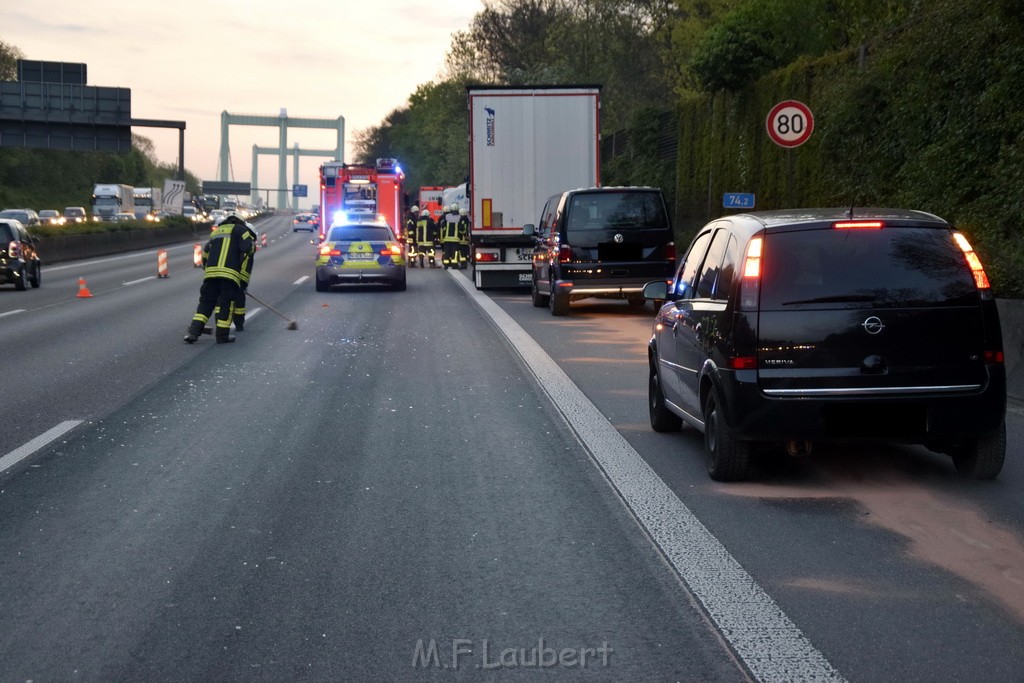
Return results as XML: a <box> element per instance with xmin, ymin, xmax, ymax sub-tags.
<box><xmin>532</xmin><ymin>276</ymin><xmax>549</xmax><ymax>307</ymax></box>
<box><xmin>14</xmin><ymin>265</ymin><xmax>27</xmax><ymax>291</ymax></box>
<box><xmin>315</xmin><ymin>276</ymin><xmax>328</xmax><ymax>292</ymax></box>
<box><xmin>29</xmin><ymin>262</ymin><xmax>41</xmax><ymax>288</ymax></box>
<box><xmin>950</xmin><ymin>420</ymin><xmax>1005</xmax><ymax>479</ymax></box>
<box><xmin>703</xmin><ymin>388</ymin><xmax>750</xmax><ymax>481</ymax></box>
<box><xmin>549</xmin><ymin>282</ymin><xmax>570</xmax><ymax>316</ymax></box>
<box><xmin>649</xmin><ymin>361</ymin><xmax>682</xmax><ymax>432</ymax></box>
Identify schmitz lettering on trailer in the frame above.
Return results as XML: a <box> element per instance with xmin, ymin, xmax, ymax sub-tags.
<box><xmin>485</xmin><ymin>107</ymin><xmax>496</xmax><ymax>146</ymax></box>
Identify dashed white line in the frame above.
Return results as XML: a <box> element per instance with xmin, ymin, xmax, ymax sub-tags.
<box><xmin>0</xmin><ymin>309</ymin><xmax>26</xmax><ymax>318</ymax></box>
<box><xmin>0</xmin><ymin>421</ymin><xmax>83</xmax><ymax>475</ymax></box>
<box><xmin>293</xmin><ymin>276</ymin><xmax>309</xmax><ymax>286</ymax></box>
<box><xmin>448</xmin><ymin>269</ymin><xmax>844</xmax><ymax>683</ymax></box>
<box><xmin>123</xmin><ymin>276</ymin><xmax>156</xmax><ymax>286</ymax></box>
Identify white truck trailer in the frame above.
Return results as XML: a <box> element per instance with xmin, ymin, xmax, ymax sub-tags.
<box><xmin>133</xmin><ymin>187</ymin><xmax>162</xmax><ymax>219</ymax></box>
<box><xmin>467</xmin><ymin>85</ymin><xmax>601</xmax><ymax>289</ymax></box>
<box><xmin>91</xmin><ymin>183</ymin><xmax>135</xmax><ymax>221</ymax></box>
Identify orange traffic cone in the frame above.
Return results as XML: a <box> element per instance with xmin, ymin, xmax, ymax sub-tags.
<box><xmin>261</xmin><ymin>233</ymin><xmax>268</xmax><ymax>248</ymax></box>
<box><xmin>193</xmin><ymin>243</ymin><xmax>203</xmax><ymax>267</ymax></box>
<box><xmin>157</xmin><ymin>249</ymin><xmax>169</xmax><ymax>278</ymax></box>
<box><xmin>77</xmin><ymin>277</ymin><xmax>93</xmax><ymax>298</ymax></box>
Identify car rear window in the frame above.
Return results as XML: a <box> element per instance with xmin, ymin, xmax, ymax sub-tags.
<box><xmin>0</xmin><ymin>210</ymin><xmax>28</xmax><ymax>222</ymax></box>
<box><xmin>760</xmin><ymin>227</ymin><xmax>977</xmax><ymax>309</ymax></box>
<box><xmin>328</xmin><ymin>225</ymin><xmax>392</xmax><ymax>242</ymax></box>
<box><xmin>566</xmin><ymin>191</ymin><xmax>668</xmax><ymax>234</ymax></box>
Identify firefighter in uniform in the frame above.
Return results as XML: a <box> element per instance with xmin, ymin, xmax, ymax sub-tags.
<box><xmin>415</xmin><ymin>209</ymin><xmax>437</xmax><ymax>268</ymax></box>
<box><xmin>457</xmin><ymin>207</ymin><xmax>470</xmax><ymax>269</ymax></box>
<box><xmin>233</xmin><ymin>221</ymin><xmax>259</xmax><ymax>331</ymax></box>
<box><xmin>184</xmin><ymin>215</ymin><xmax>255</xmax><ymax>344</ymax></box>
<box><xmin>405</xmin><ymin>205</ymin><xmax>419</xmax><ymax>267</ymax></box>
<box><xmin>440</xmin><ymin>203</ymin><xmax>460</xmax><ymax>269</ymax></box>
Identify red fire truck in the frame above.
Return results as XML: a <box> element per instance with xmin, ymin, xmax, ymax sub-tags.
<box><xmin>318</xmin><ymin>158</ymin><xmax>405</xmax><ymax>240</ymax></box>
<box><xmin>417</xmin><ymin>186</ymin><xmax>445</xmax><ymax>221</ymax></box>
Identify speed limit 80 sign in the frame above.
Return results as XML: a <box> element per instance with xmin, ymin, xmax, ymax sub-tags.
<box><xmin>766</xmin><ymin>100</ymin><xmax>814</xmax><ymax>148</ymax></box>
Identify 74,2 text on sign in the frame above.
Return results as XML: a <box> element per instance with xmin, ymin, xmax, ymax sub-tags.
<box><xmin>766</xmin><ymin>100</ymin><xmax>814</xmax><ymax>148</ymax></box>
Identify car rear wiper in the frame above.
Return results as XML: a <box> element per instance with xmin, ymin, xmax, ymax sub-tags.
<box><xmin>781</xmin><ymin>294</ymin><xmax>878</xmax><ymax>305</ymax></box>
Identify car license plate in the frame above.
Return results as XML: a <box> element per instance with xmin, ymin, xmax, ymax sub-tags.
<box><xmin>348</xmin><ymin>253</ymin><xmax>374</xmax><ymax>261</ymax></box>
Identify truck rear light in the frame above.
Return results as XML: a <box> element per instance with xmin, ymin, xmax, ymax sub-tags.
<box><xmin>8</xmin><ymin>240</ymin><xmax>20</xmax><ymax>258</ymax></box>
<box><xmin>558</xmin><ymin>244</ymin><xmax>572</xmax><ymax>263</ymax></box>
<box><xmin>475</xmin><ymin>251</ymin><xmax>499</xmax><ymax>263</ymax></box>
<box><xmin>666</xmin><ymin>242</ymin><xmax>676</xmax><ymax>261</ymax></box>
<box><xmin>953</xmin><ymin>232</ymin><xmax>991</xmax><ymax>290</ymax></box>
<box><xmin>834</xmin><ymin>220</ymin><xmax>884</xmax><ymax>229</ymax></box>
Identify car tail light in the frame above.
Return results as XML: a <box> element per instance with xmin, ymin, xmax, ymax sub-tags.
<box><xmin>728</xmin><ymin>356</ymin><xmax>757</xmax><ymax>370</ymax></box>
<box><xmin>9</xmin><ymin>240</ymin><xmax>21</xmax><ymax>258</ymax></box>
<box><xmin>953</xmin><ymin>232</ymin><xmax>991</xmax><ymax>291</ymax></box>
<box><xmin>382</xmin><ymin>244</ymin><xmax>402</xmax><ymax>256</ymax></box>
<box><xmin>983</xmin><ymin>350</ymin><xmax>1004</xmax><ymax>364</ymax></box>
<box><xmin>319</xmin><ymin>245</ymin><xmax>341</xmax><ymax>257</ymax></box>
<box><xmin>738</xmin><ymin>237</ymin><xmax>762</xmax><ymax>310</ymax></box>
<box><xmin>558</xmin><ymin>244</ymin><xmax>572</xmax><ymax>263</ymax></box>
<box><xmin>834</xmin><ymin>220</ymin><xmax>884</xmax><ymax>229</ymax></box>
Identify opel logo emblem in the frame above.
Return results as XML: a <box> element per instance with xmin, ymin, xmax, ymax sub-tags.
<box><xmin>614</xmin><ymin>233</ymin><xmax>624</xmax><ymax>243</ymax></box>
<box><xmin>862</xmin><ymin>316</ymin><xmax>885</xmax><ymax>335</ymax></box>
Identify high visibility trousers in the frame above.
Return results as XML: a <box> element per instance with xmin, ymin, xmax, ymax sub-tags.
<box><xmin>457</xmin><ymin>243</ymin><xmax>469</xmax><ymax>267</ymax></box>
<box><xmin>189</xmin><ymin>277</ymin><xmax>239</xmax><ymax>339</ymax></box>
<box><xmin>442</xmin><ymin>242</ymin><xmax>458</xmax><ymax>268</ymax></box>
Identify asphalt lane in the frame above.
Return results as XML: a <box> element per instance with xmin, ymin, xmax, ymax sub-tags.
<box><xmin>0</xmin><ymin>250</ymin><xmax>745</xmax><ymax>679</ymax></box>
<box><xmin>484</xmin><ymin>286</ymin><xmax>1024</xmax><ymax>682</ymax></box>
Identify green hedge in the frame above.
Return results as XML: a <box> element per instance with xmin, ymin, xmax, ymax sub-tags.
<box><xmin>673</xmin><ymin>1</ymin><xmax>1024</xmax><ymax>297</ymax></box>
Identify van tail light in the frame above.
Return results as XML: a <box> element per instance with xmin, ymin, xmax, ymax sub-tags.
<box><xmin>834</xmin><ymin>220</ymin><xmax>884</xmax><ymax>229</ymax></box>
<box><xmin>738</xmin><ymin>237</ymin><xmax>762</xmax><ymax>310</ymax></box>
<box><xmin>983</xmin><ymin>350</ymin><xmax>1004</xmax><ymax>364</ymax></box>
<box><xmin>558</xmin><ymin>244</ymin><xmax>572</xmax><ymax>263</ymax></box>
<box><xmin>953</xmin><ymin>232</ymin><xmax>991</xmax><ymax>292</ymax></box>
<box><xmin>665</xmin><ymin>242</ymin><xmax>676</xmax><ymax>261</ymax></box>
<box><xmin>8</xmin><ymin>240</ymin><xmax>20</xmax><ymax>258</ymax></box>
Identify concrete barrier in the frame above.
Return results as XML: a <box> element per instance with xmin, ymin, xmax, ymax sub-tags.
<box><xmin>997</xmin><ymin>299</ymin><xmax>1024</xmax><ymax>403</ymax></box>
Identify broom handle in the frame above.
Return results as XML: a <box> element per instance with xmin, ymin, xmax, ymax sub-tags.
<box><xmin>243</xmin><ymin>289</ymin><xmax>295</xmax><ymax>324</ymax></box>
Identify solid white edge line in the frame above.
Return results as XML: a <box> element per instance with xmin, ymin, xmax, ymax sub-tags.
<box><xmin>293</xmin><ymin>276</ymin><xmax>309</xmax><ymax>286</ymax></box>
<box><xmin>0</xmin><ymin>421</ymin><xmax>83</xmax><ymax>475</ymax></box>
<box><xmin>447</xmin><ymin>270</ymin><xmax>845</xmax><ymax>683</ymax></box>
<box><xmin>0</xmin><ymin>309</ymin><xmax>26</xmax><ymax>318</ymax></box>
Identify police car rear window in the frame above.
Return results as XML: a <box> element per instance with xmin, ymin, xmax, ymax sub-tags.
<box><xmin>328</xmin><ymin>226</ymin><xmax>392</xmax><ymax>242</ymax></box>
<box><xmin>760</xmin><ymin>227</ymin><xmax>977</xmax><ymax>309</ymax></box>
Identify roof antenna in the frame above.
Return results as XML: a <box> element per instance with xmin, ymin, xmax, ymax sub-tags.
<box><xmin>847</xmin><ymin>205</ymin><xmax>855</xmax><ymax>219</ymax></box>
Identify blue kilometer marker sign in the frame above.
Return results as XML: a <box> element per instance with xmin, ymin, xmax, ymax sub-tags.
<box><xmin>723</xmin><ymin>193</ymin><xmax>755</xmax><ymax>209</ymax></box>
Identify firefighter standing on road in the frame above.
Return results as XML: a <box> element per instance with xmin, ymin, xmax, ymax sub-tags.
<box><xmin>457</xmin><ymin>207</ymin><xmax>470</xmax><ymax>269</ymax></box>
<box><xmin>233</xmin><ymin>220</ymin><xmax>259</xmax><ymax>331</ymax></box>
<box><xmin>440</xmin><ymin>203</ymin><xmax>460</xmax><ymax>269</ymax></box>
<box><xmin>415</xmin><ymin>209</ymin><xmax>437</xmax><ymax>268</ymax></box>
<box><xmin>405</xmin><ymin>205</ymin><xmax>419</xmax><ymax>267</ymax></box>
<box><xmin>184</xmin><ymin>215</ymin><xmax>254</xmax><ymax>344</ymax></box>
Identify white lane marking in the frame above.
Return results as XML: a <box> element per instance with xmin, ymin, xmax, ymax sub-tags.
<box><xmin>448</xmin><ymin>270</ymin><xmax>844</xmax><ymax>683</ymax></box>
<box><xmin>293</xmin><ymin>276</ymin><xmax>309</xmax><ymax>286</ymax></box>
<box><xmin>123</xmin><ymin>276</ymin><xmax>156</xmax><ymax>286</ymax></box>
<box><xmin>0</xmin><ymin>309</ymin><xmax>26</xmax><ymax>318</ymax></box>
<box><xmin>0</xmin><ymin>421</ymin><xmax>83</xmax><ymax>475</ymax></box>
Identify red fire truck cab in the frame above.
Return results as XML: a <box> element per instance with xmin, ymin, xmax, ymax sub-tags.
<box><xmin>318</xmin><ymin>158</ymin><xmax>405</xmax><ymax>241</ymax></box>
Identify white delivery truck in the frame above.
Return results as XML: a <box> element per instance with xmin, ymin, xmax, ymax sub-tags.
<box><xmin>91</xmin><ymin>183</ymin><xmax>135</xmax><ymax>221</ymax></box>
<box><xmin>467</xmin><ymin>85</ymin><xmax>601</xmax><ymax>289</ymax></box>
<box><xmin>132</xmin><ymin>187</ymin><xmax>162</xmax><ymax>219</ymax></box>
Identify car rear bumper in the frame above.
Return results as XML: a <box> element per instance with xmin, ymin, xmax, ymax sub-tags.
<box><xmin>317</xmin><ymin>264</ymin><xmax>404</xmax><ymax>284</ymax></box>
<box><xmin>721</xmin><ymin>367</ymin><xmax>1007</xmax><ymax>442</ymax></box>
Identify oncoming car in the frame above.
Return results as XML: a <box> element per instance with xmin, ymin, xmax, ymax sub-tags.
<box><xmin>315</xmin><ymin>220</ymin><xmax>406</xmax><ymax>291</ymax></box>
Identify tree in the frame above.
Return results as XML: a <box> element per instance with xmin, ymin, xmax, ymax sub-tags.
<box><xmin>1</xmin><ymin>37</ymin><xmax>25</xmax><ymax>81</ymax></box>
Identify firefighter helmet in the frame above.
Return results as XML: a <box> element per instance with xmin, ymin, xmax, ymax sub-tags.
<box><xmin>459</xmin><ymin>208</ymin><xmax>467</xmax><ymax>216</ymax></box>
<box><xmin>420</xmin><ymin>209</ymin><xmax>429</xmax><ymax>217</ymax></box>
<box><xmin>450</xmin><ymin>203</ymin><xmax>460</xmax><ymax>212</ymax></box>
<box><xmin>410</xmin><ymin>205</ymin><xmax>419</xmax><ymax>213</ymax></box>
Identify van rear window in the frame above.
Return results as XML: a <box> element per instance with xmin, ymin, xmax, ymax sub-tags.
<box><xmin>567</xmin><ymin>191</ymin><xmax>667</xmax><ymax>232</ymax></box>
<box><xmin>760</xmin><ymin>227</ymin><xmax>977</xmax><ymax>309</ymax></box>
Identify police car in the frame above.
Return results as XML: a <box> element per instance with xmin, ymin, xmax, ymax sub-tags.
<box><xmin>315</xmin><ymin>214</ymin><xmax>406</xmax><ymax>292</ymax></box>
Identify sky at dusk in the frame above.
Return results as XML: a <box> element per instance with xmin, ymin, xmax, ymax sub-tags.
<box><xmin>1</xmin><ymin>1</ymin><xmax>485</xmax><ymax>207</ymax></box>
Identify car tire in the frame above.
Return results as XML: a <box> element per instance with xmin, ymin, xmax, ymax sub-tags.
<box><xmin>950</xmin><ymin>420</ymin><xmax>1005</xmax><ymax>479</ymax></box>
<box><xmin>532</xmin><ymin>276</ymin><xmax>549</xmax><ymax>307</ymax></box>
<box><xmin>14</xmin><ymin>265</ymin><xmax>27</xmax><ymax>291</ymax></box>
<box><xmin>29</xmin><ymin>262</ymin><xmax>41</xmax><ymax>288</ymax></box>
<box><xmin>649</xmin><ymin>361</ymin><xmax>682</xmax><ymax>432</ymax></box>
<box><xmin>549</xmin><ymin>282</ymin><xmax>570</xmax><ymax>316</ymax></box>
<box><xmin>315</xmin><ymin>276</ymin><xmax>329</xmax><ymax>292</ymax></box>
<box><xmin>703</xmin><ymin>389</ymin><xmax>751</xmax><ymax>481</ymax></box>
